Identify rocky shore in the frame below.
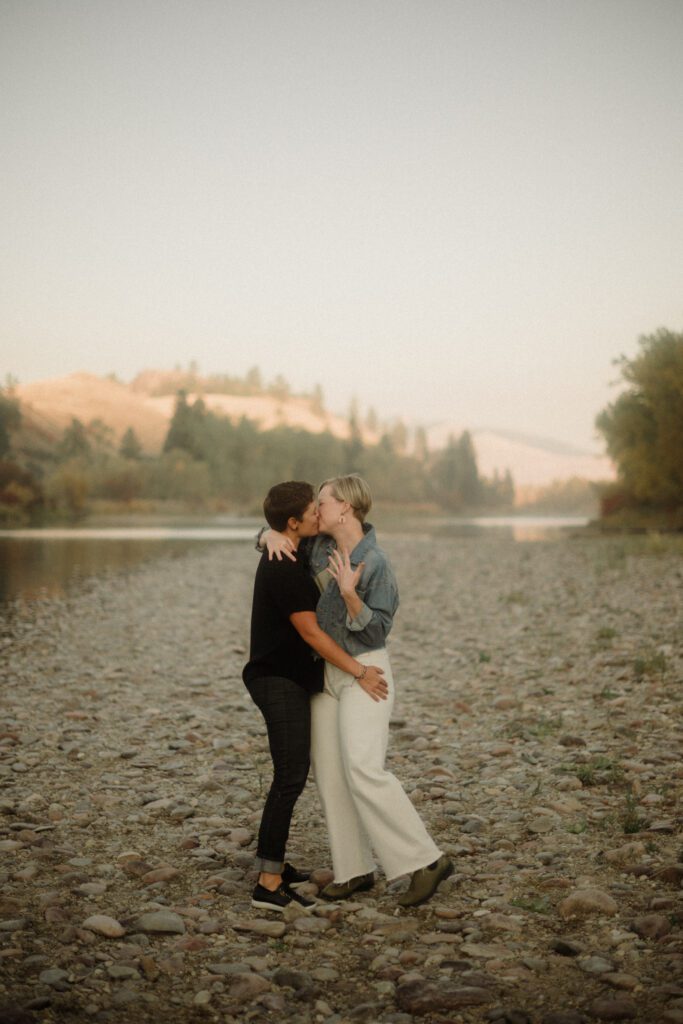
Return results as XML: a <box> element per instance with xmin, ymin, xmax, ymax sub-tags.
<box><xmin>0</xmin><ymin>534</ymin><xmax>682</xmax><ymax>1024</ymax></box>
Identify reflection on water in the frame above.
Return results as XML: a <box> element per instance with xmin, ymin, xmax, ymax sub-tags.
<box><xmin>0</xmin><ymin>517</ymin><xmax>588</xmax><ymax>605</ymax></box>
<box><xmin>0</xmin><ymin>526</ymin><xmax>257</xmax><ymax>541</ymax></box>
<box><xmin>0</xmin><ymin>528</ymin><xmax>255</xmax><ymax>605</ymax></box>
<box><xmin>396</xmin><ymin>514</ymin><xmax>589</xmax><ymax>543</ymax></box>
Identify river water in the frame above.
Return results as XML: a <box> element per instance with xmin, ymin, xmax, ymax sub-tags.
<box><xmin>0</xmin><ymin>515</ymin><xmax>588</xmax><ymax>604</ymax></box>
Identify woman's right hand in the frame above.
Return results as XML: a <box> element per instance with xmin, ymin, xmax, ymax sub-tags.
<box><xmin>265</xmin><ymin>530</ymin><xmax>297</xmax><ymax>562</ymax></box>
<box><xmin>358</xmin><ymin>666</ymin><xmax>388</xmax><ymax>702</ymax></box>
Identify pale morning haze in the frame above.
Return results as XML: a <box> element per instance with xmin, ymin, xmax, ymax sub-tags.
<box><xmin>1</xmin><ymin>0</ymin><xmax>681</xmax><ymax>452</ymax></box>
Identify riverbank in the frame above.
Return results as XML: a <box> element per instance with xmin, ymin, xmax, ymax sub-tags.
<box><xmin>0</xmin><ymin>496</ymin><xmax>595</xmax><ymax>532</ymax></box>
<box><xmin>1</xmin><ymin>535</ymin><xmax>682</xmax><ymax>1023</ymax></box>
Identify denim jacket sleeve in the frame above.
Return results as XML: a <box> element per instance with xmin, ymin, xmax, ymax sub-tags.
<box><xmin>345</xmin><ymin>558</ymin><xmax>399</xmax><ymax>648</ymax></box>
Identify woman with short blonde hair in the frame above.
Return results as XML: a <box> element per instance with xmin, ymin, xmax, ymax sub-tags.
<box><xmin>317</xmin><ymin>473</ymin><xmax>372</xmax><ymax>523</ymax></box>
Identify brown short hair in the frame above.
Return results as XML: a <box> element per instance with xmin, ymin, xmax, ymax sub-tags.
<box><xmin>318</xmin><ymin>474</ymin><xmax>372</xmax><ymax>523</ymax></box>
<box><xmin>263</xmin><ymin>481</ymin><xmax>315</xmax><ymax>531</ymax></box>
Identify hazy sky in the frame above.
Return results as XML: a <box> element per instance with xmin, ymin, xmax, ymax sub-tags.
<box><xmin>1</xmin><ymin>0</ymin><xmax>681</xmax><ymax>451</ymax></box>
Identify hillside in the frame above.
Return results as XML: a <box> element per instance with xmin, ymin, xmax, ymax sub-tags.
<box><xmin>16</xmin><ymin>373</ymin><xmax>354</xmax><ymax>453</ymax></box>
<box><xmin>15</xmin><ymin>372</ymin><xmax>614</xmax><ymax>488</ymax></box>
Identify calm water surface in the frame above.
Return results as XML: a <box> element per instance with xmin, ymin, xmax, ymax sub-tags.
<box><xmin>0</xmin><ymin>516</ymin><xmax>588</xmax><ymax>605</ymax></box>
<box><xmin>0</xmin><ymin>521</ymin><xmax>258</xmax><ymax>605</ymax></box>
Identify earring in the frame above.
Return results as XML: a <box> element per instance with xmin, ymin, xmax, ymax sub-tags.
<box><xmin>339</xmin><ymin>514</ymin><xmax>345</xmax><ymax>525</ymax></box>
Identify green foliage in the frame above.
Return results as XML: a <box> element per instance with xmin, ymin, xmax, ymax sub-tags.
<box><xmin>119</xmin><ymin>427</ymin><xmax>143</xmax><ymax>460</ymax></box>
<box><xmin>0</xmin><ymin>377</ymin><xmax>516</xmax><ymax>516</ymax></box>
<box><xmin>566</xmin><ymin>819</ymin><xmax>588</xmax><ymax>834</ymax></box>
<box><xmin>481</xmin><ymin>467</ymin><xmax>515</xmax><ymax>508</ymax></box>
<box><xmin>0</xmin><ymin>460</ymin><xmax>44</xmax><ymax>524</ymax></box>
<box><xmin>154</xmin><ymin>391</ymin><xmax>438</xmax><ymax>509</ymax></box>
<box><xmin>96</xmin><ymin>458</ymin><xmax>145</xmax><ymax>502</ymax></box>
<box><xmin>163</xmin><ymin>392</ymin><xmax>207</xmax><ymax>459</ymax></box>
<box><xmin>0</xmin><ymin>389</ymin><xmax>22</xmax><ymax>458</ymax></box>
<box><xmin>519</xmin><ymin>476</ymin><xmax>599</xmax><ymax>515</ymax></box>
<box><xmin>46</xmin><ymin>459</ymin><xmax>90</xmax><ymax>519</ymax></box>
<box><xmin>58</xmin><ymin>418</ymin><xmax>92</xmax><ymax>461</ymax></box>
<box><xmin>633</xmin><ymin>649</ymin><xmax>667</xmax><ymax>680</ymax></box>
<box><xmin>431</xmin><ymin>431</ymin><xmax>482</xmax><ymax>510</ymax></box>
<box><xmin>0</xmin><ymin>387</ymin><xmax>45</xmax><ymax>523</ymax></box>
<box><xmin>596</xmin><ymin>328</ymin><xmax>683</xmax><ymax>511</ymax></box>
<box><xmin>88</xmin><ymin>418</ymin><xmax>116</xmax><ymax>451</ymax></box>
<box><xmin>571</xmin><ymin>756</ymin><xmax>623</xmax><ymax>788</ymax></box>
<box><xmin>509</xmin><ymin>894</ymin><xmax>552</xmax><ymax>914</ymax></box>
<box><xmin>620</xmin><ymin>793</ymin><xmax>650</xmax><ymax>835</ymax></box>
<box><xmin>145</xmin><ymin>450</ymin><xmax>212</xmax><ymax>504</ymax></box>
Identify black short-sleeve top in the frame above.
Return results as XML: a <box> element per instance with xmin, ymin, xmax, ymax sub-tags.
<box><xmin>242</xmin><ymin>551</ymin><xmax>324</xmax><ymax>693</ymax></box>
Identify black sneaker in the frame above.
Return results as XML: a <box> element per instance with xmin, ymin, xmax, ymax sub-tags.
<box><xmin>251</xmin><ymin>883</ymin><xmax>315</xmax><ymax>914</ymax></box>
<box><xmin>282</xmin><ymin>862</ymin><xmax>311</xmax><ymax>887</ymax></box>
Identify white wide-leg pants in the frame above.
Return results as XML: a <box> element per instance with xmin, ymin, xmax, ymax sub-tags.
<box><xmin>310</xmin><ymin>648</ymin><xmax>441</xmax><ymax>883</ymax></box>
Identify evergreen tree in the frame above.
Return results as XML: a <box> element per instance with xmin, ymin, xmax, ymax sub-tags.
<box><xmin>58</xmin><ymin>418</ymin><xmax>91</xmax><ymax>461</ymax></box>
<box><xmin>309</xmin><ymin>384</ymin><xmax>325</xmax><ymax>416</ymax></box>
<box><xmin>413</xmin><ymin>426</ymin><xmax>428</xmax><ymax>463</ymax></box>
<box><xmin>88</xmin><ymin>418</ymin><xmax>115</xmax><ymax>451</ymax></box>
<box><xmin>431</xmin><ymin>431</ymin><xmax>483</xmax><ymax>510</ymax></box>
<box><xmin>119</xmin><ymin>426</ymin><xmax>143</xmax><ymax>460</ymax></box>
<box><xmin>344</xmin><ymin>398</ymin><xmax>364</xmax><ymax>473</ymax></box>
<box><xmin>365</xmin><ymin>407</ymin><xmax>379</xmax><ymax>434</ymax></box>
<box><xmin>391</xmin><ymin>419</ymin><xmax>408</xmax><ymax>453</ymax></box>
<box><xmin>456</xmin><ymin>431</ymin><xmax>481</xmax><ymax>505</ymax></box>
<box><xmin>0</xmin><ymin>390</ymin><xmax>21</xmax><ymax>458</ymax></box>
<box><xmin>163</xmin><ymin>392</ymin><xmax>206</xmax><ymax>459</ymax></box>
<box><xmin>245</xmin><ymin>366</ymin><xmax>262</xmax><ymax>393</ymax></box>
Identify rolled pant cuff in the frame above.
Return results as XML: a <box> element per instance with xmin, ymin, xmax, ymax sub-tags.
<box><xmin>254</xmin><ymin>856</ymin><xmax>284</xmax><ymax>874</ymax></box>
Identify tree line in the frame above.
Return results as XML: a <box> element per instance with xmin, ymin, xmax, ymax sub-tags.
<box><xmin>9</xmin><ymin>322</ymin><xmax>678</xmax><ymax>527</ymax></box>
<box><xmin>0</xmin><ymin>387</ymin><xmax>513</xmax><ymax>522</ymax></box>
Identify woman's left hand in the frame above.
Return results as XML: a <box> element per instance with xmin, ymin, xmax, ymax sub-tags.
<box><xmin>327</xmin><ymin>547</ymin><xmax>364</xmax><ymax>598</ymax></box>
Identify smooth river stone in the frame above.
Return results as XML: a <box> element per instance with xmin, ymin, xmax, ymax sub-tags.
<box><xmin>82</xmin><ymin>914</ymin><xmax>126</xmax><ymax>937</ymax></box>
<box><xmin>136</xmin><ymin>911</ymin><xmax>185</xmax><ymax>934</ymax></box>
<box><xmin>233</xmin><ymin>919</ymin><xmax>286</xmax><ymax>938</ymax></box>
<box><xmin>141</xmin><ymin>866</ymin><xmax>179</xmax><ymax>884</ymax></box>
<box><xmin>558</xmin><ymin>889</ymin><xmax>618</xmax><ymax>919</ymax></box>
<box><xmin>396</xmin><ymin>980</ymin><xmax>494</xmax><ymax>1013</ymax></box>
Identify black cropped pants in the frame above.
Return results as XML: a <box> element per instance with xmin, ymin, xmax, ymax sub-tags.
<box><xmin>245</xmin><ymin>676</ymin><xmax>311</xmax><ymax>873</ymax></box>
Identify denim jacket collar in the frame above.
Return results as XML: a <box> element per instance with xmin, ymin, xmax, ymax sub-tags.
<box><xmin>319</xmin><ymin>522</ymin><xmax>376</xmax><ymax>565</ymax></box>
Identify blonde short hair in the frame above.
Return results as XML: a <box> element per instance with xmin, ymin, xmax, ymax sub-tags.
<box><xmin>319</xmin><ymin>473</ymin><xmax>372</xmax><ymax>523</ymax></box>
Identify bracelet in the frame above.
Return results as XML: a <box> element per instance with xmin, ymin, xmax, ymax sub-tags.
<box><xmin>354</xmin><ymin>664</ymin><xmax>367</xmax><ymax>681</ymax></box>
<box><xmin>254</xmin><ymin>526</ymin><xmax>267</xmax><ymax>551</ymax></box>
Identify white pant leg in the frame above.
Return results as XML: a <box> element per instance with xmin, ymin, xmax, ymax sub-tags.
<box><xmin>337</xmin><ymin>650</ymin><xmax>441</xmax><ymax>881</ymax></box>
<box><xmin>310</xmin><ymin>687</ymin><xmax>376</xmax><ymax>883</ymax></box>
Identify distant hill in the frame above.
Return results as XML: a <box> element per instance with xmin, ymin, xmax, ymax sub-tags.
<box><xmin>15</xmin><ymin>371</ymin><xmax>614</xmax><ymax>489</ymax></box>
<box><xmin>16</xmin><ymin>372</ymin><xmax>355</xmax><ymax>453</ymax></box>
<box><xmin>17</xmin><ymin>373</ymin><xmax>171</xmax><ymax>451</ymax></box>
<box><xmin>424</xmin><ymin>423</ymin><xmax>613</xmax><ymax>490</ymax></box>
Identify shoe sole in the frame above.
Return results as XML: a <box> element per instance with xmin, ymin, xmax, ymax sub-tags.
<box><xmin>320</xmin><ymin>878</ymin><xmax>375</xmax><ymax>901</ymax></box>
<box><xmin>398</xmin><ymin>861</ymin><xmax>455</xmax><ymax>908</ymax></box>
<box><xmin>251</xmin><ymin>897</ymin><xmax>287</xmax><ymax>913</ymax></box>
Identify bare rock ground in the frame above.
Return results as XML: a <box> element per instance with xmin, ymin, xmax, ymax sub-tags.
<box><xmin>0</xmin><ymin>533</ymin><xmax>682</xmax><ymax>1024</ymax></box>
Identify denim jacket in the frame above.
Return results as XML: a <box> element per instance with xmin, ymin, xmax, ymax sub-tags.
<box><xmin>305</xmin><ymin>523</ymin><xmax>399</xmax><ymax>656</ymax></box>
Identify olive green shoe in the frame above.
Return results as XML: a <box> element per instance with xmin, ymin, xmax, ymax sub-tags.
<box><xmin>320</xmin><ymin>872</ymin><xmax>375</xmax><ymax>901</ymax></box>
<box><xmin>397</xmin><ymin>855</ymin><xmax>454</xmax><ymax>908</ymax></box>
